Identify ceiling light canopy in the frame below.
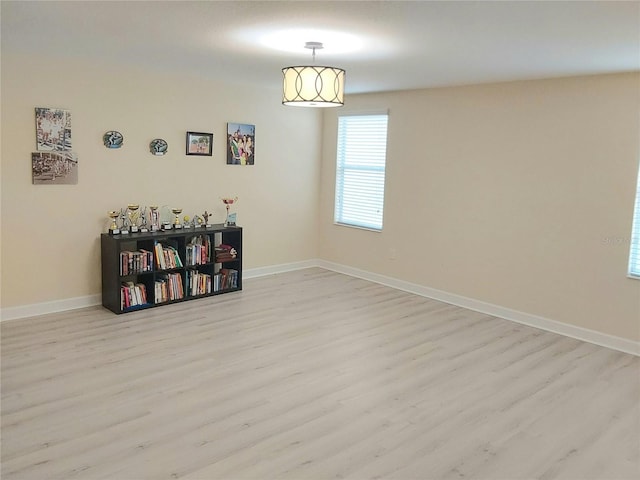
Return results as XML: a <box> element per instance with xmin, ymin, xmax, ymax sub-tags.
<box><xmin>282</xmin><ymin>42</ymin><xmax>345</xmax><ymax>108</ymax></box>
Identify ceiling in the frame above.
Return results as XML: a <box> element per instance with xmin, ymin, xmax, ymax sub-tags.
<box><xmin>2</xmin><ymin>1</ymin><xmax>639</xmax><ymax>94</ymax></box>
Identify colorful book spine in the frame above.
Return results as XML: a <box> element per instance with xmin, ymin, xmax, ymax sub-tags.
<box><xmin>120</xmin><ymin>250</ymin><xmax>153</xmax><ymax>275</ymax></box>
<box><xmin>120</xmin><ymin>282</ymin><xmax>148</xmax><ymax>309</ymax></box>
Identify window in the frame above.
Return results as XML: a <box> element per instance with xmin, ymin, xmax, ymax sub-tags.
<box><xmin>334</xmin><ymin>113</ymin><xmax>389</xmax><ymax>230</ymax></box>
<box><xmin>629</xmin><ymin>166</ymin><xmax>640</xmax><ymax>278</ymax></box>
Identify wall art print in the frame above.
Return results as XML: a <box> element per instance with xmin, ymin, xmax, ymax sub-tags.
<box><xmin>35</xmin><ymin>107</ymin><xmax>72</xmax><ymax>151</ymax></box>
<box><xmin>32</xmin><ymin>151</ymin><xmax>78</xmax><ymax>185</ymax></box>
<box><xmin>186</xmin><ymin>131</ymin><xmax>213</xmax><ymax>156</ymax></box>
<box><xmin>227</xmin><ymin>123</ymin><xmax>254</xmax><ymax>165</ymax></box>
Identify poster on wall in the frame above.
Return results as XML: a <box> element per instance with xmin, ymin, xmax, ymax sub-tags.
<box><xmin>186</xmin><ymin>131</ymin><xmax>213</xmax><ymax>156</ymax></box>
<box><xmin>227</xmin><ymin>122</ymin><xmax>255</xmax><ymax>165</ymax></box>
<box><xmin>35</xmin><ymin>107</ymin><xmax>72</xmax><ymax>151</ymax></box>
<box><xmin>31</xmin><ymin>151</ymin><xmax>78</xmax><ymax>185</ymax></box>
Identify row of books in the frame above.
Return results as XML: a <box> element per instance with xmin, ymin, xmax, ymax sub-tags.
<box><xmin>154</xmin><ymin>243</ymin><xmax>184</xmax><ymax>270</ymax></box>
<box><xmin>122</xmin><ymin>269</ymin><xmax>238</xmax><ymax>308</ymax></box>
<box><xmin>216</xmin><ymin>268</ymin><xmax>239</xmax><ymax>291</ymax></box>
<box><xmin>187</xmin><ymin>270</ymin><xmax>212</xmax><ymax>296</ymax></box>
<box><xmin>119</xmin><ymin>240</ymin><xmax>236</xmax><ymax>276</ymax></box>
<box><xmin>121</xmin><ymin>281</ymin><xmax>148</xmax><ymax>309</ymax></box>
<box><xmin>186</xmin><ymin>235</ymin><xmax>212</xmax><ymax>266</ymax></box>
<box><xmin>187</xmin><ymin>269</ymin><xmax>240</xmax><ymax>296</ymax></box>
<box><xmin>155</xmin><ymin>272</ymin><xmax>184</xmax><ymax>303</ymax></box>
<box><xmin>120</xmin><ymin>250</ymin><xmax>154</xmax><ymax>276</ymax></box>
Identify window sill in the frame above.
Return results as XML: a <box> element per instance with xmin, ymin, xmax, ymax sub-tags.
<box><xmin>334</xmin><ymin>222</ymin><xmax>382</xmax><ymax>233</ymax></box>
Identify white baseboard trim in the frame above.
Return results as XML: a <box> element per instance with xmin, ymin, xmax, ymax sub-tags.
<box><xmin>1</xmin><ymin>294</ymin><xmax>102</xmax><ymax>322</ymax></box>
<box><xmin>243</xmin><ymin>260</ymin><xmax>318</xmax><ymax>279</ymax></box>
<box><xmin>2</xmin><ymin>260</ymin><xmax>638</xmax><ymax>357</ymax></box>
<box><xmin>0</xmin><ymin>261</ymin><xmax>319</xmax><ymax>322</ymax></box>
<box><xmin>316</xmin><ymin>260</ymin><xmax>640</xmax><ymax>357</ymax></box>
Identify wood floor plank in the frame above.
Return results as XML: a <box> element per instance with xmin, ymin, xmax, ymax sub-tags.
<box><xmin>2</xmin><ymin>268</ymin><xmax>638</xmax><ymax>479</ymax></box>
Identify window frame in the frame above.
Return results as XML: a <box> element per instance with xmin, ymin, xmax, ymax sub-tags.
<box><xmin>628</xmin><ymin>165</ymin><xmax>640</xmax><ymax>279</ymax></box>
<box><xmin>334</xmin><ymin>111</ymin><xmax>389</xmax><ymax>232</ymax></box>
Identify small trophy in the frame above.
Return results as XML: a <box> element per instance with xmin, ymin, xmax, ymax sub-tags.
<box><xmin>139</xmin><ymin>206</ymin><xmax>149</xmax><ymax>233</ymax></box>
<box><xmin>149</xmin><ymin>205</ymin><xmax>160</xmax><ymax>232</ymax></box>
<box><xmin>202</xmin><ymin>210</ymin><xmax>212</xmax><ymax>228</ymax></box>
<box><xmin>183</xmin><ymin>215</ymin><xmax>193</xmax><ymax>228</ymax></box>
<box><xmin>119</xmin><ymin>208</ymin><xmax>129</xmax><ymax>234</ymax></box>
<box><xmin>108</xmin><ymin>211</ymin><xmax>120</xmax><ymax>235</ymax></box>
<box><xmin>221</xmin><ymin>197</ymin><xmax>238</xmax><ymax>227</ymax></box>
<box><xmin>193</xmin><ymin>215</ymin><xmax>203</xmax><ymax>228</ymax></box>
<box><xmin>127</xmin><ymin>204</ymin><xmax>140</xmax><ymax>233</ymax></box>
<box><xmin>172</xmin><ymin>208</ymin><xmax>183</xmax><ymax>229</ymax></box>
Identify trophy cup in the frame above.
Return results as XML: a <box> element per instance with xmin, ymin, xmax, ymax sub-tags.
<box><xmin>108</xmin><ymin>211</ymin><xmax>120</xmax><ymax>235</ymax></box>
<box><xmin>172</xmin><ymin>208</ymin><xmax>183</xmax><ymax>229</ymax></box>
<box><xmin>149</xmin><ymin>205</ymin><xmax>160</xmax><ymax>232</ymax></box>
<box><xmin>127</xmin><ymin>204</ymin><xmax>140</xmax><ymax>233</ymax></box>
<box><xmin>221</xmin><ymin>197</ymin><xmax>238</xmax><ymax>226</ymax></box>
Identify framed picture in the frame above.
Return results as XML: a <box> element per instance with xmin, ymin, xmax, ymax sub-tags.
<box><xmin>32</xmin><ymin>151</ymin><xmax>78</xmax><ymax>185</ymax></box>
<box><xmin>35</xmin><ymin>107</ymin><xmax>72</xmax><ymax>151</ymax></box>
<box><xmin>227</xmin><ymin>123</ymin><xmax>255</xmax><ymax>165</ymax></box>
<box><xmin>186</xmin><ymin>131</ymin><xmax>213</xmax><ymax>156</ymax></box>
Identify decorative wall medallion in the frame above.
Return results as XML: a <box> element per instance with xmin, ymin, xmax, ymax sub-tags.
<box><xmin>149</xmin><ymin>138</ymin><xmax>168</xmax><ymax>156</ymax></box>
<box><xmin>103</xmin><ymin>131</ymin><xmax>123</xmax><ymax>148</ymax></box>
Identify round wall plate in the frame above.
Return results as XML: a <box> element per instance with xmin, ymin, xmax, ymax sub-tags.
<box><xmin>150</xmin><ymin>138</ymin><xmax>168</xmax><ymax>156</ymax></box>
<box><xmin>103</xmin><ymin>131</ymin><xmax>123</xmax><ymax>148</ymax></box>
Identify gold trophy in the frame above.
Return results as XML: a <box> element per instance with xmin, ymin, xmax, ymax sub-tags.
<box><xmin>221</xmin><ymin>197</ymin><xmax>238</xmax><ymax>226</ymax></box>
<box><xmin>127</xmin><ymin>204</ymin><xmax>140</xmax><ymax>233</ymax></box>
<box><xmin>172</xmin><ymin>208</ymin><xmax>183</xmax><ymax>229</ymax></box>
<box><xmin>108</xmin><ymin>211</ymin><xmax>120</xmax><ymax>234</ymax></box>
<box><xmin>149</xmin><ymin>205</ymin><xmax>160</xmax><ymax>231</ymax></box>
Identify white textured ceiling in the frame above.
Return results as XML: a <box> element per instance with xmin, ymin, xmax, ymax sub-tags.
<box><xmin>2</xmin><ymin>0</ymin><xmax>639</xmax><ymax>94</ymax></box>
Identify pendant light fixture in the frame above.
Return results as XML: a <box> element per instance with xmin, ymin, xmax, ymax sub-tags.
<box><xmin>282</xmin><ymin>42</ymin><xmax>345</xmax><ymax>107</ymax></box>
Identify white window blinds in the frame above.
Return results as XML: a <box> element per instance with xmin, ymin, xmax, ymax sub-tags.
<box><xmin>334</xmin><ymin>114</ymin><xmax>388</xmax><ymax>231</ymax></box>
<box><xmin>628</xmin><ymin>166</ymin><xmax>640</xmax><ymax>278</ymax></box>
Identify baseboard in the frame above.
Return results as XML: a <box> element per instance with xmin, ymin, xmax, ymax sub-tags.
<box><xmin>316</xmin><ymin>260</ymin><xmax>640</xmax><ymax>357</ymax></box>
<box><xmin>2</xmin><ymin>260</ymin><xmax>638</xmax><ymax>357</ymax></box>
<box><xmin>1</xmin><ymin>294</ymin><xmax>102</xmax><ymax>322</ymax></box>
<box><xmin>243</xmin><ymin>259</ymin><xmax>319</xmax><ymax>279</ymax></box>
<box><xmin>0</xmin><ymin>261</ymin><xmax>319</xmax><ymax>322</ymax></box>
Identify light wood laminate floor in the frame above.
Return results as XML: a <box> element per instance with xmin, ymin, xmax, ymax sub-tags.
<box><xmin>2</xmin><ymin>268</ymin><xmax>639</xmax><ymax>480</ymax></box>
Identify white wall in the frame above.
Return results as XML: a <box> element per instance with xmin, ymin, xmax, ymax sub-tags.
<box><xmin>319</xmin><ymin>73</ymin><xmax>640</xmax><ymax>342</ymax></box>
<box><xmin>1</xmin><ymin>53</ymin><xmax>322</xmax><ymax>308</ymax></box>
<box><xmin>3</xmin><ymin>50</ymin><xmax>638</xmax><ymax>346</ymax></box>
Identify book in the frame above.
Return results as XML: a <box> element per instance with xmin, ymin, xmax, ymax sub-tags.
<box><xmin>155</xmin><ymin>243</ymin><xmax>184</xmax><ymax>270</ymax></box>
<box><xmin>121</xmin><ymin>281</ymin><xmax>148</xmax><ymax>308</ymax></box>
<box><xmin>187</xmin><ymin>235</ymin><xmax>212</xmax><ymax>265</ymax></box>
<box><xmin>120</xmin><ymin>249</ymin><xmax>153</xmax><ymax>275</ymax></box>
<box><xmin>156</xmin><ymin>272</ymin><xmax>184</xmax><ymax>301</ymax></box>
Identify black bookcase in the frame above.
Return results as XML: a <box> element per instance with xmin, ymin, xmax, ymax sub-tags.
<box><xmin>101</xmin><ymin>225</ymin><xmax>242</xmax><ymax>314</ymax></box>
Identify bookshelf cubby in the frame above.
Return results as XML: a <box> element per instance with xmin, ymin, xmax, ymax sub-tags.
<box><xmin>101</xmin><ymin>225</ymin><xmax>242</xmax><ymax>314</ymax></box>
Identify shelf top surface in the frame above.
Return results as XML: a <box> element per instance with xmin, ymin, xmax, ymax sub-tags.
<box><xmin>102</xmin><ymin>224</ymin><xmax>242</xmax><ymax>241</ymax></box>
